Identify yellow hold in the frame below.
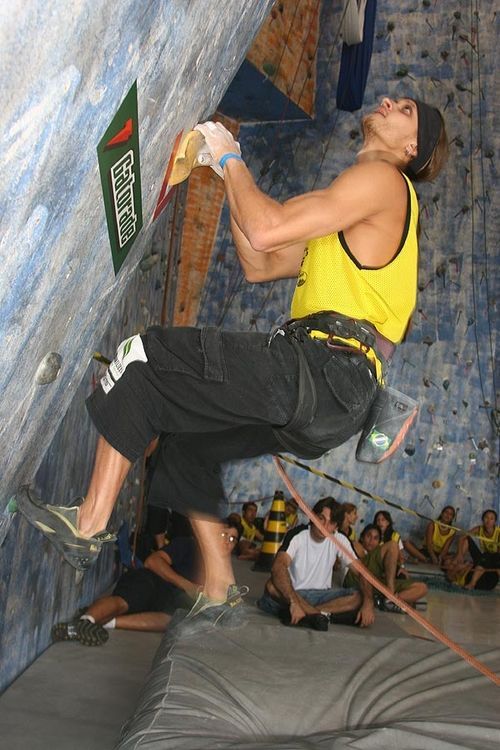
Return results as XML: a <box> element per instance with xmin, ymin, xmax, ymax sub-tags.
<box><xmin>169</xmin><ymin>130</ymin><xmax>206</xmax><ymax>185</ymax></box>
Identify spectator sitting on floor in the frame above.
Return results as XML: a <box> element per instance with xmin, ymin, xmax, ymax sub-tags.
<box><xmin>52</xmin><ymin>525</ymin><xmax>238</xmax><ymax>646</ymax></box>
<box><xmin>238</xmin><ymin>501</ymin><xmax>264</xmax><ymax>561</ymax></box>
<box><xmin>454</xmin><ymin>509</ymin><xmax>500</xmax><ymax>575</ymax></box>
<box><xmin>403</xmin><ymin>505</ymin><xmax>457</xmax><ymax>565</ymax></box>
<box><xmin>344</xmin><ymin>524</ymin><xmax>427</xmax><ymax>612</ymax></box>
<box><xmin>373</xmin><ymin>510</ymin><xmax>407</xmax><ymax>572</ymax></box>
<box><xmin>338</xmin><ymin>502</ymin><xmax>358</xmax><ymax>542</ymax></box>
<box><xmin>285</xmin><ymin>498</ymin><xmax>299</xmax><ymax>529</ymax></box>
<box><xmin>257</xmin><ymin>497</ymin><xmax>374</xmax><ymax>631</ymax></box>
<box><xmin>441</xmin><ymin>555</ymin><xmax>499</xmax><ymax>591</ymax></box>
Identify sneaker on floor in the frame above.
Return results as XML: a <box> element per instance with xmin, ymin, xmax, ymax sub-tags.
<box><xmin>329</xmin><ymin>610</ymin><xmax>359</xmax><ymax>626</ymax></box>
<box><xmin>280</xmin><ymin>612</ymin><xmax>329</xmax><ymax>631</ymax></box>
<box><xmin>52</xmin><ymin>619</ymin><xmax>109</xmax><ymax>646</ymax></box>
<box><xmin>382</xmin><ymin>600</ymin><xmax>404</xmax><ymax>614</ymax></box>
<box><xmin>15</xmin><ymin>486</ymin><xmax>115</xmax><ymax>571</ymax></box>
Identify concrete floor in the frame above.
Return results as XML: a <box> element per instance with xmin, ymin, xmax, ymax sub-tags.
<box><xmin>0</xmin><ymin>560</ymin><xmax>499</xmax><ymax>749</ymax></box>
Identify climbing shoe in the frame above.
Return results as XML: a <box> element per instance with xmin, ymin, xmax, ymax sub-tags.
<box><xmin>52</xmin><ymin>619</ymin><xmax>109</xmax><ymax>646</ymax></box>
<box><xmin>15</xmin><ymin>486</ymin><xmax>115</xmax><ymax>571</ymax></box>
<box><xmin>182</xmin><ymin>584</ymin><xmax>249</xmax><ymax>632</ymax></box>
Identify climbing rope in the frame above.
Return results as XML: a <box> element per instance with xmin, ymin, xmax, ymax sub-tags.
<box><xmin>275</xmin><ymin>453</ymin><xmax>488</xmax><ymax>539</ymax></box>
<box><xmin>273</xmin><ymin>455</ymin><xmax>500</xmax><ymax>687</ymax></box>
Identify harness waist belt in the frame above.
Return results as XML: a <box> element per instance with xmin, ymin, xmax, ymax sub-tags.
<box><xmin>279</xmin><ymin>311</ymin><xmax>395</xmax><ymax>369</ymax></box>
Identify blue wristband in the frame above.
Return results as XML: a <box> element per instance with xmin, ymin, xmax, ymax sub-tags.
<box><xmin>219</xmin><ymin>152</ymin><xmax>243</xmax><ymax>170</ymax></box>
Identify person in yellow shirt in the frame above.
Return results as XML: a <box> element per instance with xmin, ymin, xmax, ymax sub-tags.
<box><xmin>455</xmin><ymin>509</ymin><xmax>500</xmax><ymax>575</ymax></box>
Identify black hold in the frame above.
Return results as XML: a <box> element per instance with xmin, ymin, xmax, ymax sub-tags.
<box><xmin>466</xmin><ymin>316</ymin><xmax>474</xmax><ymax>327</ymax></box>
<box><xmin>462</xmin><ymin>400</ymin><xmax>468</xmax><ymax>408</ymax></box>
<box><xmin>387</xmin><ymin>21</ymin><xmax>395</xmax><ymax>32</ymax></box>
<box><xmin>422</xmin><ymin>336</ymin><xmax>434</xmax><ymax>347</ymax></box>
<box><xmin>478</xmin><ymin>439</ymin><xmax>489</xmax><ymax>451</ymax></box>
<box><xmin>422</xmin><ymin>0</ymin><xmax>431</xmax><ymax>7</ymax></box>
<box><xmin>444</xmin><ymin>92</ymin><xmax>454</xmax><ymax>110</ymax></box>
<box><xmin>423</xmin><ymin>377</ymin><xmax>431</xmax><ymax>388</ymax></box>
<box><xmin>454</xmin><ymin>11</ymin><xmax>461</xmax><ymax>19</ymax></box>
<box><xmin>440</xmin><ymin>50</ymin><xmax>449</xmax><ymax>61</ymax></box>
<box><xmin>349</xmin><ymin>129</ymin><xmax>360</xmax><ymax>139</ymax></box>
<box><xmin>452</xmin><ymin>408</ymin><xmax>458</xmax><ymax>415</ymax></box>
<box><xmin>154</xmin><ymin>280</ymin><xmax>162</xmax><ymax>291</ymax></box>
<box><xmin>454</xmin><ymin>205</ymin><xmax>470</xmax><ymax>218</ymax></box>
<box><xmin>454</xmin><ymin>137</ymin><xmax>464</xmax><ymax>148</ymax></box>
<box><xmin>442</xmin><ymin>379</ymin><xmax>450</xmax><ymax>390</ymax></box>
<box><xmin>484</xmin><ymin>149</ymin><xmax>494</xmax><ymax>159</ymax></box>
<box><xmin>432</xmin><ymin>194</ymin><xmax>440</xmax><ymax>205</ymax></box>
<box><xmin>456</xmin><ymin>82</ymin><xmax>471</xmax><ymax>93</ymax></box>
<box><xmin>404</xmin><ymin>445</ymin><xmax>415</xmax><ymax>456</ymax></box>
<box><xmin>421</xmin><ymin>50</ymin><xmax>429</xmax><ymax>59</ymax></box>
<box><xmin>262</xmin><ymin>61</ymin><xmax>277</xmax><ymax>77</ymax></box>
<box><xmin>436</xmin><ymin>261</ymin><xmax>446</xmax><ymax>279</ymax></box>
<box><xmin>396</xmin><ymin>65</ymin><xmax>411</xmax><ymax>79</ymax></box>
<box><xmin>427</xmin><ymin>404</ymin><xmax>435</xmax><ymax>415</ymax></box>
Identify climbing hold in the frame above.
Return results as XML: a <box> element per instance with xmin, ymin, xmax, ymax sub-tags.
<box><xmin>432</xmin><ymin>480</ymin><xmax>442</xmax><ymax>489</ymax></box>
<box><xmin>139</xmin><ymin>253</ymin><xmax>159</xmax><ymax>272</ymax></box>
<box><xmin>387</xmin><ymin>21</ymin><xmax>395</xmax><ymax>32</ymax></box>
<box><xmin>442</xmin><ymin>379</ymin><xmax>450</xmax><ymax>390</ymax></box>
<box><xmin>404</xmin><ymin>444</ymin><xmax>415</xmax><ymax>457</ymax></box>
<box><xmin>462</xmin><ymin>400</ymin><xmax>468</xmax><ymax>408</ymax></box>
<box><xmin>262</xmin><ymin>61</ymin><xmax>277</xmax><ymax>77</ymax></box>
<box><xmin>169</xmin><ymin>130</ymin><xmax>223</xmax><ymax>186</ymax></box>
<box><xmin>35</xmin><ymin>352</ymin><xmax>62</xmax><ymax>385</ymax></box>
<box><xmin>422</xmin><ymin>336</ymin><xmax>434</xmax><ymax>347</ymax></box>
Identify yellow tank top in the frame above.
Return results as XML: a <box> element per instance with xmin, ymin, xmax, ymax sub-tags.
<box><xmin>241</xmin><ymin>518</ymin><xmax>257</xmax><ymax>543</ymax></box>
<box><xmin>454</xmin><ymin>569</ymin><xmax>469</xmax><ymax>587</ymax></box>
<box><xmin>431</xmin><ymin>523</ymin><xmax>455</xmax><ymax>553</ymax></box>
<box><xmin>478</xmin><ymin>526</ymin><xmax>500</xmax><ymax>553</ymax></box>
<box><xmin>290</xmin><ymin>173</ymin><xmax>419</xmax><ymax>381</ymax></box>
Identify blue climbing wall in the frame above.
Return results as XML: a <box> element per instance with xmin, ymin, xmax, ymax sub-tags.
<box><xmin>0</xmin><ymin>0</ymin><xmax>273</xmax><ymax>692</ymax></box>
<box><xmin>199</xmin><ymin>1</ymin><xmax>499</xmax><ymax>537</ymax></box>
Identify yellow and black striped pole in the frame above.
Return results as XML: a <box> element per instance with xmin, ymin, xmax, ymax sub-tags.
<box><xmin>253</xmin><ymin>490</ymin><xmax>287</xmax><ymax>572</ymax></box>
<box><xmin>275</xmin><ymin>454</ymin><xmax>469</xmax><ymax>538</ymax></box>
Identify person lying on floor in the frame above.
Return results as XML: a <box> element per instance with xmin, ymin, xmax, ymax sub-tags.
<box><xmin>441</xmin><ymin>555</ymin><xmax>499</xmax><ymax>592</ymax></box>
<box><xmin>257</xmin><ymin>497</ymin><xmax>374</xmax><ymax>631</ymax></box>
<box><xmin>52</xmin><ymin>524</ymin><xmax>238</xmax><ymax>646</ymax></box>
<box><xmin>344</xmin><ymin>524</ymin><xmax>427</xmax><ymax>612</ymax></box>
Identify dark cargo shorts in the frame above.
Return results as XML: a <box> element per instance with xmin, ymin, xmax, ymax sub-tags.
<box><xmin>87</xmin><ymin>326</ymin><xmax>377</xmax><ymax>515</ymax></box>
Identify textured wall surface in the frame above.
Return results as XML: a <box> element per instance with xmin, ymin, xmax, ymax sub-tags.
<box><xmin>0</xmin><ymin>0</ymin><xmax>273</xmax><ymax>504</ymax></box>
<box><xmin>0</xmin><ymin>0</ymin><xmax>272</xmax><ymax>692</ymax></box>
<box><xmin>198</xmin><ymin>1</ymin><xmax>499</xmax><ymax>538</ymax></box>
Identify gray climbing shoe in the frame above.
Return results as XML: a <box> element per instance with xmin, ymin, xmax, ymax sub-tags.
<box><xmin>182</xmin><ymin>584</ymin><xmax>249</xmax><ymax>633</ymax></box>
<box><xmin>15</xmin><ymin>486</ymin><xmax>115</xmax><ymax>571</ymax></box>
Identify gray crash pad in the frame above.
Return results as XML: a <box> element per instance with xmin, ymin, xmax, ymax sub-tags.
<box><xmin>116</xmin><ymin>608</ymin><xmax>500</xmax><ymax>749</ymax></box>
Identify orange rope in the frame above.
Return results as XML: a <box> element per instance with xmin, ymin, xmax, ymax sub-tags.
<box><xmin>273</xmin><ymin>456</ymin><xmax>500</xmax><ymax>688</ymax></box>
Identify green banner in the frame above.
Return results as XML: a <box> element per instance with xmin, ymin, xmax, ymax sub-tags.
<box><xmin>97</xmin><ymin>81</ymin><xmax>143</xmax><ymax>274</ymax></box>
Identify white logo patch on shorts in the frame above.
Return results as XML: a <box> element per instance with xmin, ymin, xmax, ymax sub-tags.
<box><xmin>100</xmin><ymin>335</ymin><xmax>148</xmax><ymax>394</ymax></box>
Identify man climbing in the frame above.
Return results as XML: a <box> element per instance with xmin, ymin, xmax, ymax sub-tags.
<box><xmin>18</xmin><ymin>97</ymin><xmax>448</xmax><ymax>626</ymax></box>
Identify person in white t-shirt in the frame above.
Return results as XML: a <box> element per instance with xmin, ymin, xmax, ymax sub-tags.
<box><xmin>257</xmin><ymin>497</ymin><xmax>374</xmax><ymax>630</ymax></box>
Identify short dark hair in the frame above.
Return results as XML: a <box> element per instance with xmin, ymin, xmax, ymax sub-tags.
<box><xmin>242</xmin><ymin>501</ymin><xmax>257</xmax><ymax>513</ymax></box>
<box><xmin>482</xmin><ymin>508</ymin><xmax>498</xmax><ymax>522</ymax></box>
<box><xmin>360</xmin><ymin>524</ymin><xmax>381</xmax><ymax>543</ymax></box>
<box><xmin>438</xmin><ymin>505</ymin><xmax>456</xmax><ymax>522</ymax></box>
<box><xmin>312</xmin><ymin>496</ymin><xmax>339</xmax><ymax>517</ymax></box>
